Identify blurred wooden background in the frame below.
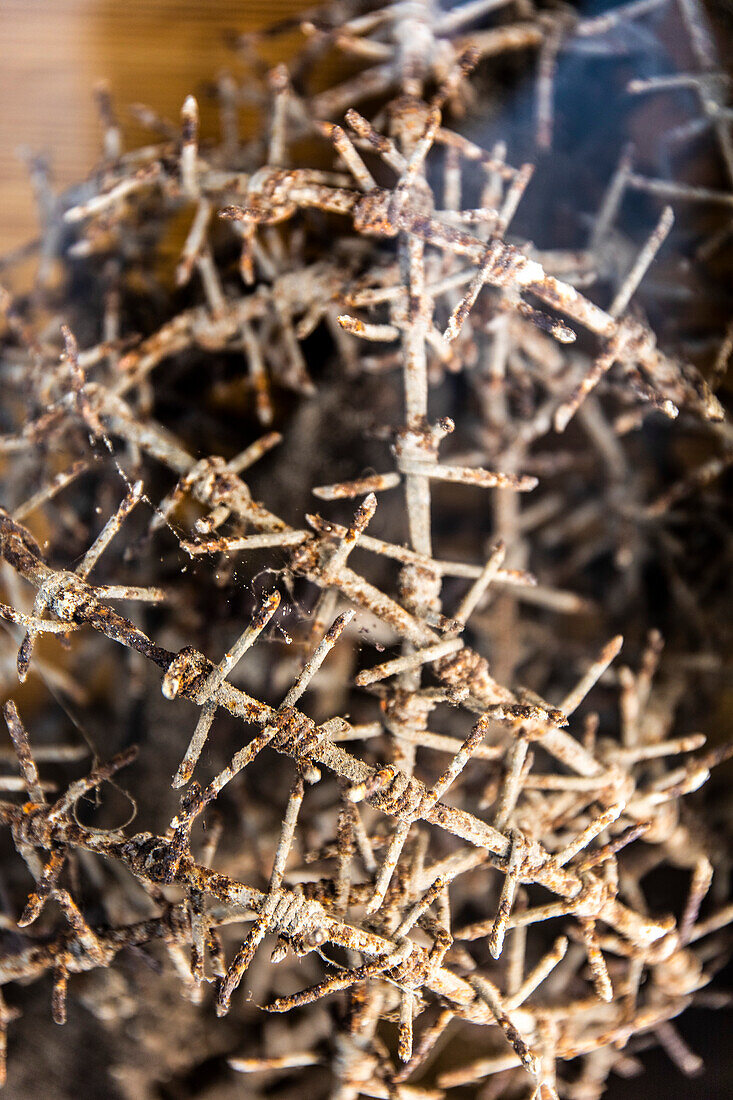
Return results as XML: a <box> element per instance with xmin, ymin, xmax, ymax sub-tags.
<box><xmin>0</xmin><ymin>0</ymin><xmax>308</xmax><ymax>252</ymax></box>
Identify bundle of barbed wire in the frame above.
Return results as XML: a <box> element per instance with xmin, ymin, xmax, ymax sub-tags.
<box><xmin>0</xmin><ymin>1</ymin><xmax>732</xmax><ymax>1097</ymax></box>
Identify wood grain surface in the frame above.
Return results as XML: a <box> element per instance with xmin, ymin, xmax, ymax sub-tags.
<box><xmin>0</xmin><ymin>0</ymin><xmax>308</xmax><ymax>252</ymax></box>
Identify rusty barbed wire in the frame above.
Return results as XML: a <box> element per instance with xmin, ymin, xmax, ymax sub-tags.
<box><xmin>0</xmin><ymin>1</ymin><xmax>731</xmax><ymax>1098</ymax></box>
